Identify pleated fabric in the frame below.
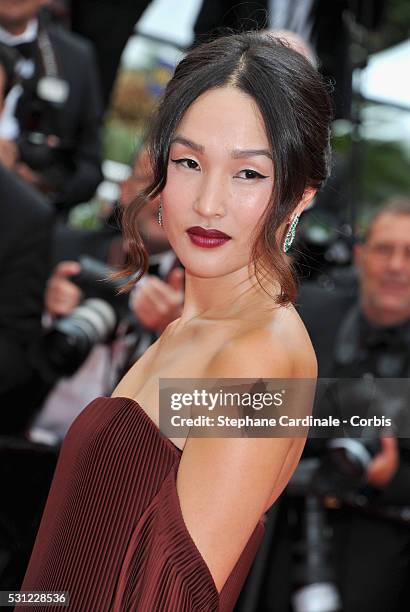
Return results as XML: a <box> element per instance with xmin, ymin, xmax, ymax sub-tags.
<box><xmin>17</xmin><ymin>396</ymin><xmax>265</xmax><ymax>611</ymax></box>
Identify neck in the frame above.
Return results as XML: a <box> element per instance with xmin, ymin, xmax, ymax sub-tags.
<box><xmin>0</xmin><ymin>20</ymin><xmax>31</xmax><ymax>36</ymax></box>
<box><xmin>360</xmin><ymin>300</ymin><xmax>410</xmax><ymax>327</ymax></box>
<box><xmin>177</xmin><ymin>265</ymin><xmax>278</xmax><ymax>328</ymax></box>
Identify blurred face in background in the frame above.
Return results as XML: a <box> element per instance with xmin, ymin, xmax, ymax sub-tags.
<box><xmin>0</xmin><ymin>0</ymin><xmax>50</xmax><ymax>34</ymax></box>
<box><xmin>120</xmin><ymin>148</ymin><xmax>170</xmax><ymax>254</ymax></box>
<box><xmin>355</xmin><ymin>213</ymin><xmax>410</xmax><ymax>325</ymax></box>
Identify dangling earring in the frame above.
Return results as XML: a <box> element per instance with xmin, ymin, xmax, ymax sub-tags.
<box><xmin>283</xmin><ymin>214</ymin><xmax>299</xmax><ymax>253</ymax></box>
<box><xmin>157</xmin><ymin>198</ymin><xmax>163</xmax><ymax>226</ymax></box>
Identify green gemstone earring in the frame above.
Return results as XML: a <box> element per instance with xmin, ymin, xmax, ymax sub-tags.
<box><xmin>283</xmin><ymin>214</ymin><xmax>299</xmax><ymax>253</ymax></box>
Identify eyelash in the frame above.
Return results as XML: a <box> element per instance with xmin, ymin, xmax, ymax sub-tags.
<box><xmin>171</xmin><ymin>158</ymin><xmax>199</xmax><ymax>170</ymax></box>
<box><xmin>170</xmin><ymin>158</ymin><xmax>268</xmax><ymax>180</ymax></box>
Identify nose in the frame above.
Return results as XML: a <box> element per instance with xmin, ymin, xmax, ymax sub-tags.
<box><xmin>388</xmin><ymin>249</ymin><xmax>407</xmax><ymax>271</ymax></box>
<box><xmin>193</xmin><ymin>171</ymin><xmax>227</xmax><ymax>220</ymax></box>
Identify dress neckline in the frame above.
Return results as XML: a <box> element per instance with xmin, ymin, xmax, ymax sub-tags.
<box><xmin>107</xmin><ymin>396</ymin><xmax>183</xmax><ymax>455</ymax></box>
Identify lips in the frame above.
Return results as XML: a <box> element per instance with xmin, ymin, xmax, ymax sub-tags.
<box><xmin>186</xmin><ymin>226</ymin><xmax>231</xmax><ymax>249</ymax></box>
<box><xmin>382</xmin><ymin>282</ymin><xmax>407</xmax><ymax>290</ymax></box>
<box><xmin>187</xmin><ymin>226</ymin><xmax>231</xmax><ymax>239</ymax></box>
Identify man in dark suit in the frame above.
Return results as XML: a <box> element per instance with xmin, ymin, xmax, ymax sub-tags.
<box><xmin>0</xmin><ymin>0</ymin><xmax>103</xmax><ymax>212</ymax></box>
<box><xmin>0</xmin><ymin>164</ymin><xmax>54</xmax><ymax>433</ymax></box>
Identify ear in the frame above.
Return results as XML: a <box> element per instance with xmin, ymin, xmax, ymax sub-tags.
<box><xmin>294</xmin><ymin>187</ymin><xmax>317</xmax><ymax>217</ymax></box>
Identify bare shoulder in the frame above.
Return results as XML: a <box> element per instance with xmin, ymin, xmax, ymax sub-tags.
<box><xmin>176</xmin><ymin>306</ymin><xmax>314</xmax><ymax>592</ymax></box>
<box><xmin>203</xmin><ymin>303</ymin><xmax>317</xmax><ymax>379</ymax></box>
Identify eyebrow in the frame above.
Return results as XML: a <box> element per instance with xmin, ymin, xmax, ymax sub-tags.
<box><xmin>171</xmin><ymin>136</ymin><xmax>204</xmax><ymax>152</ymax></box>
<box><xmin>170</xmin><ymin>135</ymin><xmax>273</xmax><ymax>160</ymax></box>
<box><xmin>232</xmin><ymin>148</ymin><xmax>273</xmax><ymax>160</ymax></box>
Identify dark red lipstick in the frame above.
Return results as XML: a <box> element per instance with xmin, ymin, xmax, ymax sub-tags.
<box><xmin>186</xmin><ymin>226</ymin><xmax>232</xmax><ymax>248</ymax></box>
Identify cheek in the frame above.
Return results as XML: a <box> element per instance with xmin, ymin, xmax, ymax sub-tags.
<box><xmin>162</xmin><ymin>170</ymin><xmax>195</xmax><ymax>214</ymax></box>
<box><xmin>361</xmin><ymin>256</ymin><xmax>379</xmax><ymax>278</ymax></box>
<box><xmin>368</xmin><ymin>260</ymin><xmax>387</xmax><ymax>280</ymax></box>
<box><xmin>233</xmin><ymin>186</ymin><xmax>272</xmax><ymax>231</ymax></box>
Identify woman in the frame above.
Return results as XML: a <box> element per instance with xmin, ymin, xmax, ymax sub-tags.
<box><xmin>18</xmin><ymin>32</ymin><xmax>332</xmax><ymax>611</ymax></box>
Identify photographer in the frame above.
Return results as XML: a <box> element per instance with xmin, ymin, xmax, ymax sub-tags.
<box><xmin>29</xmin><ymin>148</ymin><xmax>184</xmax><ymax>440</ymax></box>
<box><xmin>298</xmin><ymin>197</ymin><xmax>410</xmax><ymax>612</ymax></box>
<box><xmin>0</xmin><ymin>0</ymin><xmax>103</xmax><ymax>212</ymax></box>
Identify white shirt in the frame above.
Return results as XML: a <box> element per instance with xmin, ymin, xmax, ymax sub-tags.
<box><xmin>0</xmin><ymin>83</ymin><xmax>22</xmax><ymax>139</ymax></box>
<box><xmin>0</xmin><ymin>18</ymin><xmax>38</xmax><ymax>79</ymax></box>
<box><xmin>0</xmin><ymin>18</ymin><xmax>39</xmax><ymax>138</ymax></box>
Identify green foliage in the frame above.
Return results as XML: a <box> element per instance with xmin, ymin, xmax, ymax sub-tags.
<box><xmin>361</xmin><ymin>141</ymin><xmax>410</xmax><ymax>206</ymax></box>
<box><xmin>386</xmin><ymin>0</ymin><xmax>410</xmax><ymax>46</ymax></box>
<box><xmin>103</xmin><ymin>118</ymin><xmax>144</xmax><ymax>165</ymax></box>
<box><xmin>68</xmin><ymin>200</ymin><xmax>105</xmax><ymax>230</ymax></box>
<box><xmin>333</xmin><ymin>131</ymin><xmax>410</xmax><ymax>234</ymax></box>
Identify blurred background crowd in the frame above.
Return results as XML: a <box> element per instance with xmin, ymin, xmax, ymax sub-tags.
<box><xmin>0</xmin><ymin>1</ymin><xmax>409</xmax><ymax>610</ymax></box>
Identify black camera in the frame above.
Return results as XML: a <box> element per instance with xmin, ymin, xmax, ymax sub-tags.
<box><xmin>15</xmin><ymin>86</ymin><xmax>73</xmax><ymax>192</ymax></box>
<box><xmin>30</xmin><ymin>256</ymin><xmax>132</xmax><ymax>384</ymax></box>
<box><xmin>13</xmin><ymin>23</ymin><xmax>73</xmax><ymax>192</ymax></box>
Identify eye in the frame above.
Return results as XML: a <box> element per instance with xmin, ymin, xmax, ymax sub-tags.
<box><xmin>372</xmin><ymin>244</ymin><xmax>393</xmax><ymax>256</ymax></box>
<box><xmin>236</xmin><ymin>169</ymin><xmax>269</xmax><ymax>180</ymax></box>
<box><xmin>170</xmin><ymin>158</ymin><xmax>200</xmax><ymax>171</ymax></box>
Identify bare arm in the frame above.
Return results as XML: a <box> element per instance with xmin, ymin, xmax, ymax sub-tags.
<box><xmin>175</xmin><ymin>329</ymin><xmax>314</xmax><ymax>593</ymax></box>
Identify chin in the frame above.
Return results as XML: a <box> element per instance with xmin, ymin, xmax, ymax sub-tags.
<box><xmin>378</xmin><ymin>298</ymin><xmax>408</xmax><ymax>314</ymax></box>
<box><xmin>182</xmin><ymin>259</ymin><xmax>248</xmax><ymax>279</ymax></box>
<box><xmin>180</xmin><ymin>264</ymin><xmax>230</xmax><ymax>278</ymax></box>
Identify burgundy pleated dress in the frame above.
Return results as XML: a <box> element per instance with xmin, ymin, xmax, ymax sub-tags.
<box><xmin>18</xmin><ymin>396</ymin><xmax>265</xmax><ymax>611</ymax></box>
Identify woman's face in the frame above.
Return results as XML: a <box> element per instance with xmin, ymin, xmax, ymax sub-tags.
<box><xmin>0</xmin><ymin>1</ymin><xmax>50</xmax><ymax>30</ymax></box>
<box><xmin>161</xmin><ymin>86</ymin><xmax>274</xmax><ymax>279</ymax></box>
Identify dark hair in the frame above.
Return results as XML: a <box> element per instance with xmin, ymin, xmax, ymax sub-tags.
<box><xmin>119</xmin><ymin>31</ymin><xmax>333</xmax><ymax>305</ymax></box>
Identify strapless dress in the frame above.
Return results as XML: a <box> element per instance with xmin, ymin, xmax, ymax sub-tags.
<box><xmin>17</xmin><ymin>396</ymin><xmax>265</xmax><ymax>611</ymax></box>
